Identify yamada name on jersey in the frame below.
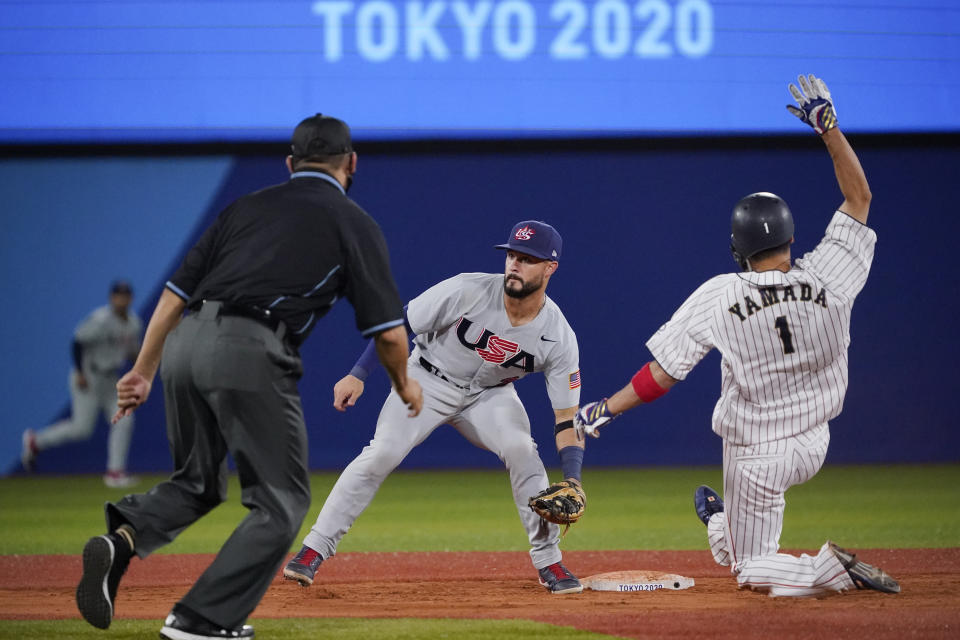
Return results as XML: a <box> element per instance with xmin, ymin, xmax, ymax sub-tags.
<box><xmin>727</xmin><ymin>284</ymin><xmax>827</xmax><ymax>322</ymax></box>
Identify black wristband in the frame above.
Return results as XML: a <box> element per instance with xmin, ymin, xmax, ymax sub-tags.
<box><xmin>554</xmin><ymin>419</ymin><xmax>574</xmax><ymax>435</ymax></box>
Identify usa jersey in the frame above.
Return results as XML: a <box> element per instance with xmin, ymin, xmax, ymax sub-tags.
<box><xmin>406</xmin><ymin>273</ymin><xmax>581</xmax><ymax>410</ymax></box>
<box><xmin>73</xmin><ymin>305</ymin><xmax>142</xmax><ymax>375</ymax></box>
<box><xmin>646</xmin><ymin>211</ymin><xmax>876</xmax><ymax>445</ymax></box>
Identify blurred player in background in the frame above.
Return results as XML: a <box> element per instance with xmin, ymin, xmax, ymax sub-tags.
<box><xmin>21</xmin><ymin>279</ymin><xmax>142</xmax><ymax>488</ymax></box>
<box><xmin>574</xmin><ymin>75</ymin><xmax>900</xmax><ymax>596</ymax></box>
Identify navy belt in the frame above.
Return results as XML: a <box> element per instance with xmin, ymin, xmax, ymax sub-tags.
<box><xmin>87</xmin><ymin>364</ymin><xmax>119</xmax><ymax>376</ymax></box>
<box><xmin>419</xmin><ymin>357</ymin><xmax>470</xmax><ymax>390</ymax></box>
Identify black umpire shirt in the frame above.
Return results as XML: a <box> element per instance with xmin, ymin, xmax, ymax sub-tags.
<box><xmin>165</xmin><ymin>171</ymin><xmax>404</xmax><ymax>343</ymax></box>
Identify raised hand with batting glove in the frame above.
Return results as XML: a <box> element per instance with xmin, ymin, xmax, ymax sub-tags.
<box><xmin>787</xmin><ymin>74</ymin><xmax>838</xmax><ymax>135</ymax></box>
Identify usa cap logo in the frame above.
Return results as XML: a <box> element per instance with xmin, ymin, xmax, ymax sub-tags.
<box><xmin>514</xmin><ymin>225</ymin><xmax>535</xmax><ymax>241</ymax></box>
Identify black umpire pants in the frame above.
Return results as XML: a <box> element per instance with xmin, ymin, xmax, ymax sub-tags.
<box><xmin>106</xmin><ymin>301</ymin><xmax>311</xmax><ymax>629</ymax></box>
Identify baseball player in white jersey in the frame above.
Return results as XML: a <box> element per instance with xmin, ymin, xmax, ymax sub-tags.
<box><xmin>575</xmin><ymin>76</ymin><xmax>900</xmax><ymax>596</ymax></box>
<box><xmin>284</xmin><ymin>220</ymin><xmax>587</xmax><ymax>594</ymax></box>
<box><xmin>22</xmin><ymin>280</ymin><xmax>143</xmax><ymax>488</ymax></box>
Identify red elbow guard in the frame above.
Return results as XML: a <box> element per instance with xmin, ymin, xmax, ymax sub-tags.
<box><xmin>631</xmin><ymin>362</ymin><xmax>669</xmax><ymax>403</ymax></box>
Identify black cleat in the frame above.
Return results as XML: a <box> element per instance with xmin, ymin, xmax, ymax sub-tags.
<box><xmin>76</xmin><ymin>533</ymin><xmax>133</xmax><ymax>629</ymax></box>
<box><xmin>828</xmin><ymin>541</ymin><xmax>901</xmax><ymax>594</ymax></box>
<box><xmin>160</xmin><ymin>606</ymin><xmax>254</xmax><ymax>639</ymax></box>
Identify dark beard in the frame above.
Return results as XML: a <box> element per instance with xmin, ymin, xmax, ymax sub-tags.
<box><xmin>503</xmin><ymin>275</ymin><xmax>540</xmax><ymax>299</ymax></box>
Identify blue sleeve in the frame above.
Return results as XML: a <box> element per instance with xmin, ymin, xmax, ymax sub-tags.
<box><xmin>559</xmin><ymin>446</ymin><xmax>584</xmax><ymax>482</ymax></box>
<box><xmin>349</xmin><ymin>306</ymin><xmax>414</xmax><ymax>381</ymax></box>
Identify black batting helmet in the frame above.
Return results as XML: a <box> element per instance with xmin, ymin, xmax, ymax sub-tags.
<box><xmin>730</xmin><ymin>192</ymin><xmax>795</xmax><ymax>271</ymax></box>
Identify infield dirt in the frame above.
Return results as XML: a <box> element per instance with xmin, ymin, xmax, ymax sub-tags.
<box><xmin>1</xmin><ymin>549</ymin><xmax>958</xmax><ymax>639</ymax></box>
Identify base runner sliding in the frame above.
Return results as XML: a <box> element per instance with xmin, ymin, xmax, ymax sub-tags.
<box><xmin>575</xmin><ymin>75</ymin><xmax>899</xmax><ymax>597</ymax></box>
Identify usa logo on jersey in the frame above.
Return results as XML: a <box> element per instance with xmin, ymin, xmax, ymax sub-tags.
<box><xmin>569</xmin><ymin>370</ymin><xmax>581</xmax><ymax>389</ymax></box>
<box><xmin>514</xmin><ymin>225</ymin><xmax>535</xmax><ymax>241</ymax></box>
<box><xmin>456</xmin><ymin>317</ymin><xmax>535</xmax><ymax>372</ymax></box>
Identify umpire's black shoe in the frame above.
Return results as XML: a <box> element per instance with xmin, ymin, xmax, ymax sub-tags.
<box><xmin>694</xmin><ymin>485</ymin><xmax>724</xmax><ymax>526</ymax></box>
<box><xmin>75</xmin><ymin>531</ymin><xmax>134</xmax><ymax>629</ymax></box>
<box><xmin>538</xmin><ymin>562</ymin><xmax>584</xmax><ymax>594</ymax></box>
<box><xmin>160</xmin><ymin>605</ymin><xmax>254</xmax><ymax>639</ymax></box>
<box><xmin>828</xmin><ymin>541</ymin><xmax>901</xmax><ymax>594</ymax></box>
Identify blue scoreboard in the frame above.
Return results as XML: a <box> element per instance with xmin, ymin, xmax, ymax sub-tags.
<box><xmin>1</xmin><ymin>0</ymin><xmax>957</xmax><ymax>142</ymax></box>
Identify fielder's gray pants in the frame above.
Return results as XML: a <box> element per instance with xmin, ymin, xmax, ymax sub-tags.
<box><xmin>303</xmin><ymin>361</ymin><xmax>562</xmax><ymax>570</ymax></box>
<box><xmin>106</xmin><ymin>303</ymin><xmax>311</xmax><ymax>629</ymax></box>
<box><xmin>35</xmin><ymin>369</ymin><xmax>135</xmax><ymax>473</ymax></box>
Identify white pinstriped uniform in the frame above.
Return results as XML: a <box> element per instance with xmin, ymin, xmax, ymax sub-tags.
<box><xmin>647</xmin><ymin>211</ymin><xmax>876</xmax><ymax>596</ymax></box>
<box><xmin>303</xmin><ymin>273</ymin><xmax>582</xmax><ymax>570</ymax></box>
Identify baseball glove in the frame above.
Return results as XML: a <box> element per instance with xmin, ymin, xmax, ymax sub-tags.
<box><xmin>528</xmin><ymin>480</ymin><xmax>586</xmax><ymax>526</ymax></box>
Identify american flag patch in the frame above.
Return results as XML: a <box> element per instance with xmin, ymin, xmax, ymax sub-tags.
<box><xmin>569</xmin><ymin>370</ymin><xmax>581</xmax><ymax>389</ymax></box>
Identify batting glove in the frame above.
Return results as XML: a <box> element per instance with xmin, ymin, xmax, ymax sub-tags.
<box><xmin>575</xmin><ymin>398</ymin><xmax>615</xmax><ymax>439</ymax></box>
<box><xmin>787</xmin><ymin>74</ymin><xmax>838</xmax><ymax>135</ymax></box>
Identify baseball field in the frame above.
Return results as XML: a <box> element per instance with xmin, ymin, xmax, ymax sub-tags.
<box><xmin>1</xmin><ymin>464</ymin><xmax>958</xmax><ymax>639</ymax></box>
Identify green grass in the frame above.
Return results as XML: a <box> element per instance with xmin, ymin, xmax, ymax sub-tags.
<box><xmin>0</xmin><ymin>617</ymin><xmax>612</xmax><ymax>640</ymax></box>
<box><xmin>1</xmin><ymin>464</ymin><xmax>956</xmax><ymax>555</ymax></box>
<box><xmin>0</xmin><ymin>465</ymin><xmax>955</xmax><ymax>638</ymax></box>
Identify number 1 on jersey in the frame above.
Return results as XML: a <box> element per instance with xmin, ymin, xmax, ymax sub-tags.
<box><xmin>774</xmin><ymin>316</ymin><xmax>795</xmax><ymax>354</ymax></box>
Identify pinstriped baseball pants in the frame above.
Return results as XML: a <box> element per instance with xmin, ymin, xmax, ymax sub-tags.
<box><xmin>705</xmin><ymin>424</ymin><xmax>855</xmax><ymax>596</ymax></box>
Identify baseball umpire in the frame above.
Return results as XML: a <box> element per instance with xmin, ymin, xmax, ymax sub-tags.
<box><xmin>74</xmin><ymin>113</ymin><xmax>423</xmax><ymax>639</ymax></box>
<box><xmin>575</xmin><ymin>75</ymin><xmax>900</xmax><ymax>596</ymax></box>
<box><xmin>283</xmin><ymin>220</ymin><xmax>587</xmax><ymax>595</ymax></box>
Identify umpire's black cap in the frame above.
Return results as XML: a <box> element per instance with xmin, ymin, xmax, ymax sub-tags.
<box><xmin>291</xmin><ymin>113</ymin><xmax>353</xmax><ymax>158</ymax></box>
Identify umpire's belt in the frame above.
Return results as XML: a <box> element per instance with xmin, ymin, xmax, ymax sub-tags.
<box><xmin>191</xmin><ymin>300</ymin><xmax>289</xmax><ymax>343</ymax></box>
<box><xmin>419</xmin><ymin>357</ymin><xmax>470</xmax><ymax>390</ymax></box>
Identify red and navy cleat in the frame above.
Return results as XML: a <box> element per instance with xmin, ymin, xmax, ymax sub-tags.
<box><xmin>283</xmin><ymin>545</ymin><xmax>324</xmax><ymax>587</ymax></box>
<box><xmin>538</xmin><ymin>562</ymin><xmax>583</xmax><ymax>594</ymax></box>
<box><xmin>21</xmin><ymin>429</ymin><xmax>38</xmax><ymax>472</ymax></box>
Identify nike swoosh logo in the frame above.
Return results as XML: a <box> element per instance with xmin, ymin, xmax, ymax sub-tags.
<box><xmin>540</xmin><ymin>336</ymin><xmax>557</xmax><ymax>342</ymax></box>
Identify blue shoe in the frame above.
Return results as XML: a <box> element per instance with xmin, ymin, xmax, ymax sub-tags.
<box><xmin>283</xmin><ymin>545</ymin><xmax>324</xmax><ymax>587</ymax></box>
<box><xmin>537</xmin><ymin>562</ymin><xmax>583</xmax><ymax>594</ymax></box>
<box><xmin>694</xmin><ymin>485</ymin><xmax>723</xmax><ymax>525</ymax></box>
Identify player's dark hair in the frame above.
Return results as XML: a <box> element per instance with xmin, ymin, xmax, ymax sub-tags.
<box><xmin>749</xmin><ymin>240</ymin><xmax>791</xmax><ymax>264</ymax></box>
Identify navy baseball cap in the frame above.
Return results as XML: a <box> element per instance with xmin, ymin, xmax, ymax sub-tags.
<box><xmin>291</xmin><ymin>113</ymin><xmax>353</xmax><ymax>158</ymax></box>
<box><xmin>494</xmin><ymin>220</ymin><xmax>562</xmax><ymax>261</ymax></box>
<box><xmin>110</xmin><ymin>279</ymin><xmax>133</xmax><ymax>295</ymax></box>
